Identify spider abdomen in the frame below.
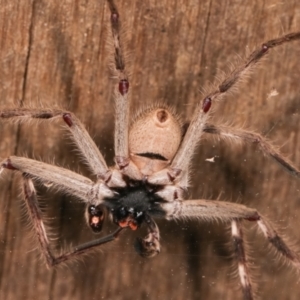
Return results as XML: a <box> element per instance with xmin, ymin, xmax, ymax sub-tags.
<box><xmin>129</xmin><ymin>107</ymin><xmax>182</xmax><ymax>175</ymax></box>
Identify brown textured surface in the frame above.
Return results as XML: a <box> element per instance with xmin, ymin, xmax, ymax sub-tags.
<box><xmin>0</xmin><ymin>0</ymin><xmax>299</xmax><ymax>299</ymax></box>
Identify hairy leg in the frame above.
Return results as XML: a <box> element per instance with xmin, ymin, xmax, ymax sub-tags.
<box><xmin>0</xmin><ymin>156</ymin><xmax>113</xmax><ymax>202</ymax></box>
<box><xmin>107</xmin><ymin>0</ymin><xmax>142</xmax><ymax>180</ymax></box>
<box><xmin>23</xmin><ymin>176</ymin><xmax>122</xmax><ymax>267</ymax></box>
<box><xmin>148</xmin><ymin>32</ymin><xmax>300</xmax><ymax>185</ymax></box>
<box><xmin>203</xmin><ymin>123</ymin><xmax>300</xmax><ymax>177</ymax></box>
<box><xmin>0</xmin><ymin>108</ymin><xmax>126</xmax><ymax>187</ymax></box>
<box><xmin>0</xmin><ymin>109</ymin><xmax>107</xmax><ymax>175</ymax></box>
<box><xmin>162</xmin><ymin>199</ymin><xmax>300</xmax><ymax>268</ymax></box>
<box><xmin>232</xmin><ymin>220</ymin><xmax>253</xmax><ymax>300</ymax></box>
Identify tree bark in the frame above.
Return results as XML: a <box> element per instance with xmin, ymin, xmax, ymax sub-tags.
<box><xmin>0</xmin><ymin>0</ymin><xmax>299</xmax><ymax>299</ymax></box>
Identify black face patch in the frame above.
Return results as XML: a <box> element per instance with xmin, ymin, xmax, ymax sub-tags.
<box><xmin>103</xmin><ymin>181</ymin><xmax>166</xmax><ymax>228</ymax></box>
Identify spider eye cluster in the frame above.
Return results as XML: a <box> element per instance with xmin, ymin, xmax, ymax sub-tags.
<box><xmin>103</xmin><ymin>182</ymin><xmax>166</xmax><ymax>230</ymax></box>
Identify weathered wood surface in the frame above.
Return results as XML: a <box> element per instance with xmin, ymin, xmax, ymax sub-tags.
<box><xmin>0</xmin><ymin>0</ymin><xmax>299</xmax><ymax>299</ymax></box>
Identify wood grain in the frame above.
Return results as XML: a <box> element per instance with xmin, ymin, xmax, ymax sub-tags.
<box><xmin>0</xmin><ymin>0</ymin><xmax>299</xmax><ymax>299</ymax></box>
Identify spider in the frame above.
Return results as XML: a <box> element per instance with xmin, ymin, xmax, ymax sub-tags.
<box><xmin>0</xmin><ymin>0</ymin><xmax>299</xmax><ymax>299</ymax></box>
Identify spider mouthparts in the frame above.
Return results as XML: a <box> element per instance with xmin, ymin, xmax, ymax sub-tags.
<box><xmin>118</xmin><ymin>217</ymin><xmax>138</xmax><ymax>230</ymax></box>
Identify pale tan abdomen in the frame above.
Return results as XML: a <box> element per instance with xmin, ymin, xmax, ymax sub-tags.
<box><xmin>129</xmin><ymin>106</ymin><xmax>182</xmax><ymax>176</ymax></box>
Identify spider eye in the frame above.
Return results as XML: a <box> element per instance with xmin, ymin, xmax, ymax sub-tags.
<box><xmin>116</xmin><ymin>206</ymin><xmax>129</xmax><ymax>219</ymax></box>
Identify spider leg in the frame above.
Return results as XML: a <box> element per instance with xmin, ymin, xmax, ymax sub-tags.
<box><xmin>161</xmin><ymin>199</ymin><xmax>300</xmax><ymax>295</ymax></box>
<box><xmin>0</xmin><ymin>156</ymin><xmax>113</xmax><ymax>202</ymax></box>
<box><xmin>0</xmin><ymin>108</ymin><xmax>126</xmax><ymax>187</ymax></box>
<box><xmin>148</xmin><ymin>32</ymin><xmax>300</xmax><ymax>185</ymax></box>
<box><xmin>135</xmin><ymin>214</ymin><xmax>161</xmax><ymax>258</ymax></box>
<box><xmin>22</xmin><ymin>176</ymin><xmax>123</xmax><ymax>267</ymax></box>
<box><xmin>203</xmin><ymin>123</ymin><xmax>300</xmax><ymax>178</ymax></box>
<box><xmin>232</xmin><ymin>219</ymin><xmax>253</xmax><ymax>300</ymax></box>
<box><xmin>107</xmin><ymin>0</ymin><xmax>142</xmax><ymax>180</ymax></box>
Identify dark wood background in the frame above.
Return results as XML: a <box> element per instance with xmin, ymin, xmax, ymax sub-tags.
<box><xmin>0</xmin><ymin>0</ymin><xmax>299</xmax><ymax>299</ymax></box>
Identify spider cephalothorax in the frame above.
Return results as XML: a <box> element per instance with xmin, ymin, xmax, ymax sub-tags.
<box><xmin>0</xmin><ymin>0</ymin><xmax>300</xmax><ymax>299</ymax></box>
<box><xmin>94</xmin><ymin>180</ymin><xmax>166</xmax><ymax>258</ymax></box>
<box><xmin>104</xmin><ymin>182</ymin><xmax>166</xmax><ymax>224</ymax></box>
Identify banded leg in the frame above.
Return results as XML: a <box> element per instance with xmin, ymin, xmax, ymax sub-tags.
<box><xmin>107</xmin><ymin>0</ymin><xmax>142</xmax><ymax>180</ymax></box>
<box><xmin>161</xmin><ymin>199</ymin><xmax>300</xmax><ymax>270</ymax></box>
<box><xmin>135</xmin><ymin>214</ymin><xmax>161</xmax><ymax>258</ymax></box>
<box><xmin>0</xmin><ymin>108</ymin><xmax>126</xmax><ymax>187</ymax></box>
<box><xmin>22</xmin><ymin>176</ymin><xmax>123</xmax><ymax>267</ymax></box>
<box><xmin>232</xmin><ymin>220</ymin><xmax>253</xmax><ymax>300</ymax></box>
<box><xmin>0</xmin><ymin>156</ymin><xmax>113</xmax><ymax>202</ymax></box>
<box><xmin>203</xmin><ymin>123</ymin><xmax>300</xmax><ymax>178</ymax></box>
<box><xmin>148</xmin><ymin>32</ymin><xmax>300</xmax><ymax>185</ymax></box>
